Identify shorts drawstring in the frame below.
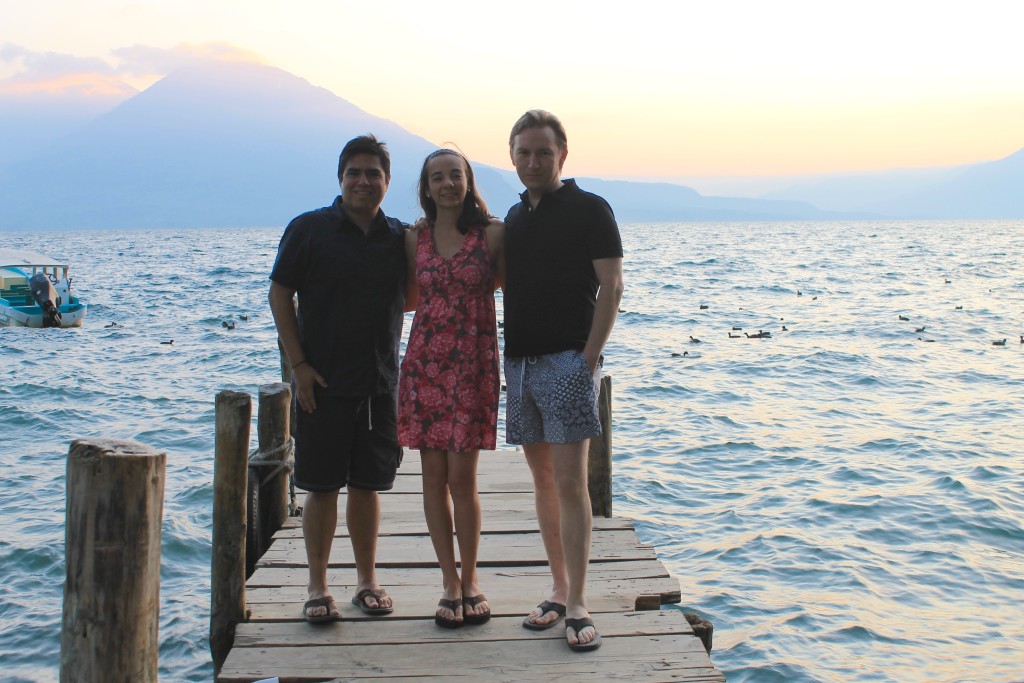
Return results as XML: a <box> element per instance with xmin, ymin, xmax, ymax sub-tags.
<box><xmin>520</xmin><ymin>357</ymin><xmax>537</xmax><ymax>398</ymax></box>
<box><xmin>367</xmin><ymin>395</ymin><xmax>374</xmax><ymax>431</ymax></box>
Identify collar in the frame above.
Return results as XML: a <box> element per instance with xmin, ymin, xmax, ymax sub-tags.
<box><xmin>329</xmin><ymin>195</ymin><xmax>389</xmax><ymax>233</ymax></box>
<box><xmin>518</xmin><ymin>178</ymin><xmax>578</xmax><ymax>208</ymax></box>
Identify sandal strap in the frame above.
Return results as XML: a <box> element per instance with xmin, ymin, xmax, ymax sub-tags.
<box><xmin>462</xmin><ymin>594</ymin><xmax>487</xmax><ymax>607</ymax></box>
<box><xmin>565</xmin><ymin>617</ymin><xmax>595</xmax><ymax>631</ymax></box>
<box><xmin>437</xmin><ymin>597</ymin><xmax>461</xmax><ymax>610</ymax></box>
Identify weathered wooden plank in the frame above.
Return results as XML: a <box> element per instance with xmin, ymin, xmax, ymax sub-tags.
<box><xmin>277</xmin><ymin>512</ymin><xmax>634</xmax><ymax>536</ymax></box>
<box><xmin>233</xmin><ymin>610</ymin><xmax>693</xmax><ymax>647</ymax></box>
<box><xmin>248</xmin><ymin>559</ymin><xmax>674</xmax><ymax>589</ymax></box>
<box><xmin>279</xmin><ymin>491</ymin><xmax>546</xmax><ymax>531</ymax></box>
<box><xmin>245</xmin><ymin>576</ymin><xmax>680</xmax><ymax>621</ymax></box>
<box><xmin>382</xmin><ymin>473</ymin><xmax>534</xmax><ymax>494</ymax></box>
<box><xmin>256</xmin><ymin>529</ymin><xmax>656</xmax><ymax>568</ymax></box>
<box><xmin>217</xmin><ymin>634</ymin><xmax>721</xmax><ymax>682</ymax></box>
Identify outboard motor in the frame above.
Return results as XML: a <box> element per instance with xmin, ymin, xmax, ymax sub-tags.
<box><xmin>29</xmin><ymin>272</ymin><xmax>62</xmax><ymax>327</ymax></box>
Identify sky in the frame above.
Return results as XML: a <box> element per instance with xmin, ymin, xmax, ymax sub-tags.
<box><xmin>2</xmin><ymin>0</ymin><xmax>1022</xmax><ymax>194</ymax></box>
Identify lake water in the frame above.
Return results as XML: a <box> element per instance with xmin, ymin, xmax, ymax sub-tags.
<box><xmin>1</xmin><ymin>221</ymin><xmax>1022</xmax><ymax>682</ymax></box>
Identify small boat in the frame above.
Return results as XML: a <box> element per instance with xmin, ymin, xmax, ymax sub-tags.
<box><xmin>0</xmin><ymin>249</ymin><xmax>88</xmax><ymax>328</ymax></box>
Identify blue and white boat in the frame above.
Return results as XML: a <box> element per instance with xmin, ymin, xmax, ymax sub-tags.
<box><xmin>0</xmin><ymin>249</ymin><xmax>88</xmax><ymax>328</ymax></box>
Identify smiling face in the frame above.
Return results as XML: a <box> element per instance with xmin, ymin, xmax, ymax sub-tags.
<box><xmin>425</xmin><ymin>152</ymin><xmax>469</xmax><ymax>213</ymax></box>
<box><xmin>510</xmin><ymin>125</ymin><xmax>567</xmax><ymax>198</ymax></box>
<box><xmin>340</xmin><ymin>152</ymin><xmax>389</xmax><ymax>218</ymax></box>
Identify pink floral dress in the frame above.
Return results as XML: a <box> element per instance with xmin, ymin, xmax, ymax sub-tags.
<box><xmin>398</xmin><ymin>222</ymin><xmax>499</xmax><ymax>451</ymax></box>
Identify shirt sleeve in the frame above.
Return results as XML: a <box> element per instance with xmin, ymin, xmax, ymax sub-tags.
<box><xmin>585</xmin><ymin>195</ymin><xmax>624</xmax><ymax>261</ymax></box>
<box><xmin>269</xmin><ymin>216</ymin><xmax>310</xmax><ymax>290</ymax></box>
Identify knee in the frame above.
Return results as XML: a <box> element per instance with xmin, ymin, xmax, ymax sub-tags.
<box><xmin>531</xmin><ymin>465</ymin><xmax>557</xmax><ymax>494</ymax></box>
<box><xmin>447</xmin><ymin>473</ymin><xmax>477</xmax><ymax>502</ymax></box>
<box><xmin>554</xmin><ymin>473</ymin><xmax>588</xmax><ymax>504</ymax></box>
<box><xmin>307</xmin><ymin>489</ymin><xmax>340</xmax><ymax>505</ymax></box>
<box><xmin>421</xmin><ymin>465</ymin><xmax>449</xmax><ymax>494</ymax></box>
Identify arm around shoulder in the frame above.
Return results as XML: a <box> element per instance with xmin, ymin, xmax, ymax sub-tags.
<box><xmin>486</xmin><ymin>219</ymin><xmax>505</xmax><ymax>291</ymax></box>
<box><xmin>404</xmin><ymin>228</ymin><xmax>419</xmax><ymax>312</ymax></box>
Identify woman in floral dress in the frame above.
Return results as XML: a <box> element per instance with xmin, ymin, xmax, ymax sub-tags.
<box><xmin>398</xmin><ymin>149</ymin><xmax>503</xmax><ymax>628</ymax></box>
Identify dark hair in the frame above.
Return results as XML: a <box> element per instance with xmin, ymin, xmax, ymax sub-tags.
<box><xmin>418</xmin><ymin>149</ymin><xmax>489</xmax><ymax>235</ymax></box>
<box><xmin>508</xmin><ymin>109</ymin><xmax>567</xmax><ymax>149</ymax></box>
<box><xmin>337</xmin><ymin>134</ymin><xmax>391</xmax><ymax>182</ymax></box>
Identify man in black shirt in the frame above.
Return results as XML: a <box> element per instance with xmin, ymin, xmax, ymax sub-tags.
<box><xmin>269</xmin><ymin>135</ymin><xmax>406</xmax><ymax>622</ymax></box>
<box><xmin>503</xmin><ymin>110</ymin><xmax>624</xmax><ymax>650</ymax></box>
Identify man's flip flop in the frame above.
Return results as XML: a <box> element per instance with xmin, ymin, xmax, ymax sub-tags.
<box><xmin>565</xmin><ymin>616</ymin><xmax>602</xmax><ymax>652</ymax></box>
<box><xmin>352</xmin><ymin>588</ymin><xmax>394</xmax><ymax>615</ymax></box>
<box><xmin>303</xmin><ymin>596</ymin><xmax>341</xmax><ymax>623</ymax></box>
<box><xmin>434</xmin><ymin>597</ymin><xmax>463</xmax><ymax>628</ymax></box>
<box><xmin>522</xmin><ymin>600</ymin><xmax>566</xmax><ymax>630</ymax></box>
<box><xmin>462</xmin><ymin>594</ymin><xmax>491</xmax><ymax>626</ymax></box>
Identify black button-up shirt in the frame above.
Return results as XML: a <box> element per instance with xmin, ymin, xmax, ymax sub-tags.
<box><xmin>503</xmin><ymin>180</ymin><xmax>622</xmax><ymax>357</ymax></box>
<box><xmin>270</xmin><ymin>196</ymin><xmax>407</xmax><ymax>396</ymax></box>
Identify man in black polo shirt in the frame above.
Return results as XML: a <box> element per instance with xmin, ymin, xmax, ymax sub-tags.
<box><xmin>503</xmin><ymin>110</ymin><xmax>624</xmax><ymax>651</ymax></box>
<box><xmin>269</xmin><ymin>135</ymin><xmax>406</xmax><ymax>622</ymax></box>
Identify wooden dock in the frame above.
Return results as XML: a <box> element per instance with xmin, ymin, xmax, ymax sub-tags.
<box><xmin>217</xmin><ymin>449</ymin><xmax>725</xmax><ymax>682</ymax></box>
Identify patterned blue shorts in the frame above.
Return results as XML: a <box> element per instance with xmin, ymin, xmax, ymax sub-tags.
<box><xmin>504</xmin><ymin>349</ymin><xmax>602</xmax><ymax>445</ymax></box>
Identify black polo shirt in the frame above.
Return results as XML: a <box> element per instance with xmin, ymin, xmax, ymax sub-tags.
<box><xmin>503</xmin><ymin>179</ymin><xmax>623</xmax><ymax>358</ymax></box>
<box><xmin>270</xmin><ymin>196</ymin><xmax>407</xmax><ymax>397</ymax></box>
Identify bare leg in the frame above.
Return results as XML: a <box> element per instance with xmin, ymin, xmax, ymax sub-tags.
<box><xmin>550</xmin><ymin>439</ymin><xmax>597</xmax><ymax>645</ymax></box>
<box><xmin>522</xmin><ymin>442</ymin><xmax>569</xmax><ymax>626</ymax></box>
<box><xmin>347</xmin><ymin>486</ymin><xmax>392</xmax><ymax>610</ymax></box>
<box><xmin>422</xmin><ymin>449</ymin><xmax>462</xmax><ymax>622</ymax></box>
<box><xmin>303</xmin><ymin>489</ymin><xmax>341</xmax><ymax>619</ymax></box>
<box><xmin>448</xmin><ymin>450</ymin><xmax>486</xmax><ymax>617</ymax></box>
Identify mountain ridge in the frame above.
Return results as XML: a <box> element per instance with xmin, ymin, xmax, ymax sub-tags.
<box><xmin>0</xmin><ymin>60</ymin><xmax>1020</xmax><ymax>230</ymax></box>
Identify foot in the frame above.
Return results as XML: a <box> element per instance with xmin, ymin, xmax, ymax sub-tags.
<box><xmin>352</xmin><ymin>586</ymin><xmax>394</xmax><ymax>615</ymax></box>
<box><xmin>565</xmin><ymin>616</ymin><xmax>601</xmax><ymax>651</ymax></box>
<box><xmin>435</xmin><ymin>592</ymin><xmax>463</xmax><ymax>628</ymax></box>
<box><xmin>462</xmin><ymin>593</ymin><xmax>491</xmax><ymax>625</ymax></box>
<box><xmin>522</xmin><ymin>599</ymin><xmax>566</xmax><ymax>630</ymax></box>
<box><xmin>462</xmin><ymin>583</ymin><xmax>490</xmax><ymax>623</ymax></box>
<box><xmin>303</xmin><ymin>595</ymin><xmax>341</xmax><ymax>623</ymax></box>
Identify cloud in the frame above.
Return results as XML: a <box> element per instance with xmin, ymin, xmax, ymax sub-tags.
<box><xmin>1</xmin><ymin>43</ymin><xmax>118</xmax><ymax>78</ymax></box>
<box><xmin>0</xmin><ymin>42</ymin><xmax>264</xmax><ymax>97</ymax></box>
<box><xmin>112</xmin><ymin>42</ymin><xmax>264</xmax><ymax>76</ymax></box>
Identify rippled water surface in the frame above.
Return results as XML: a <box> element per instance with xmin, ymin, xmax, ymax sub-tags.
<box><xmin>2</xmin><ymin>221</ymin><xmax>1022</xmax><ymax>682</ymax></box>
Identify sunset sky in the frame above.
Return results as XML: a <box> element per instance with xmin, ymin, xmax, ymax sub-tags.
<box><xmin>2</xmin><ymin>0</ymin><xmax>1022</xmax><ymax>192</ymax></box>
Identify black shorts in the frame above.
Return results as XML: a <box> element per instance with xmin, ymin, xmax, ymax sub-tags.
<box><xmin>293</xmin><ymin>392</ymin><xmax>402</xmax><ymax>492</ymax></box>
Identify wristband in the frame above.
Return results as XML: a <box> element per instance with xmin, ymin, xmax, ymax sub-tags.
<box><xmin>292</xmin><ymin>359</ymin><xmax>308</xmax><ymax>369</ymax></box>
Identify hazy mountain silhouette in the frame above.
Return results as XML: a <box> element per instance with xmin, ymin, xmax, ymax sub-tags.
<box><xmin>0</xmin><ymin>60</ymin><xmax>1019</xmax><ymax>230</ymax></box>
<box><xmin>0</xmin><ymin>88</ymin><xmax>136</xmax><ymax>165</ymax></box>
<box><xmin>860</xmin><ymin>148</ymin><xmax>1024</xmax><ymax>218</ymax></box>
<box><xmin>762</xmin><ymin>149</ymin><xmax>1024</xmax><ymax>218</ymax></box>
<box><xmin>0</xmin><ymin>61</ymin><xmax>507</xmax><ymax>230</ymax></box>
<box><xmin>759</xmin><ymin>167</ymin><xmax>960</xmax><ymax>213</ymax></box>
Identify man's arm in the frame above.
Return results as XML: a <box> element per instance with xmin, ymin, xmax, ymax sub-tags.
<box><xmin>269</xmin><ymin>281</ymin><xmax>326</xmax><ymax>412</ymax></box>
<box><xmin>582</xmin><ymin>257</ymin><xmax>624</xmax><ymax>373</ymax></box>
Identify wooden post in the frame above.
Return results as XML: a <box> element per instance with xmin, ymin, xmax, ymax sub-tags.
<box><xmin>245</xmin><ymin>467</ymin><xmax>260</xmax><ymax>578</ymax></box>
<box><xmin>61</xmin><ymin>438</ymin><xmax>166</xmax><ymax>683</ymax></box>
<box><xmin>685</xmin><ymin>613</ymin><xmax>714</xmax><ymax>654</ymax></box>
<box><xmin>278</xmin><ymin>337</ymin><xmax>293</xmax><ymax>384</ymax></box>
<box><xmin>210</xmin><ymin>390</ymin><xmax>251</xmax><ymax>676</ymax></box>
<box><xmin>256</xmin><ymin>382</ymin><xmax>292</xmax><ymax>556</ymax></box>
<box><xmin>588</xmin><ymin>374</ymin><xmax>613</xmax><ymax>518</ymax></box>
<box><xmin>278</xmin><ymin>337</ymin><xmax>298</xmax><ymax>444</ymax></box>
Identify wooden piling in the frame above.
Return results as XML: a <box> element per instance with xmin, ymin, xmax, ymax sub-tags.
<box><xmin>686</xmin><ymin>612</ymin><xmax>715</xmax><ymax>654</ymax></box>
<box><xmin>255</xmin><ymin>383</ymin><xmax>292</xmax><ymax>556</ymax></box>
<box><xmin>210</xmin><ymin>390</ymin><xmax>252</xmax><ymax>676</ymax></box>
<box><xmin>61</xmin><ymin>438</ymin><xmax>165</xmax><ymax>683</ymax></box>
<box><xmin>588</xmin><ymin>374</ymin><xmax>613</xmax><ymax>517</ymax></box>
